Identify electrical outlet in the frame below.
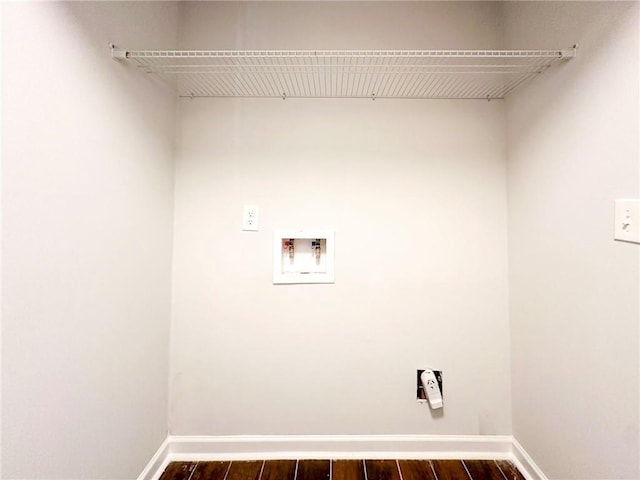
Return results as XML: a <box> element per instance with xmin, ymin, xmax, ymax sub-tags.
<box><xmin>242</xmin><ymin>205</ymin><xmax>259</xmax><ymax>231</ymax></box>
<box><xmin>614</xmin><ymin>199</ymin><xmax>640</xmax><ymax>244</ymax></box>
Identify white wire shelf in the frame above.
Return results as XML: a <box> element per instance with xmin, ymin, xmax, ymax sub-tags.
<box><xmin>112</xmin><ymin>47</ymin><xmax>576</xmax><ymax>99</ymax></box>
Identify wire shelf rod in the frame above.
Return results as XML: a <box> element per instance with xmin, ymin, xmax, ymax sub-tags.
<box><xmin>123</xmin><ymin>48</ymin><xmax>575</xmax><ymax>59</ymax></box>
<box><xmin>138</xmin><ymin>66</ymin><xmax>554</xmax><ymax>76</ymax></box>
<box><xmin>177</xmin><ymin>93</ymin><xmax>516</xmax><ymax>100</ymax></box>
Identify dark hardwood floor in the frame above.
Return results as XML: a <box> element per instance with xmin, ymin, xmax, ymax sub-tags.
<box><xmin>159</xmin><ymin>459</ymin><xmax>526</xmax><ymax>480</ymax></box>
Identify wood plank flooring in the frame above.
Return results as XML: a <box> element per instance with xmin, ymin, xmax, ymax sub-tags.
<box><xmin>160</xmin><ymin>459</ymin><xmax>526</xmax><ymax>480</ymax></box>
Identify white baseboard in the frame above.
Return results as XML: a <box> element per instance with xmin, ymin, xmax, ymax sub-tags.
<box><xmin>140</xmin><ymin>434</ymin><xmax>545</xmax><ymax>480</ymax></box>
<box><xmin>168</xmin><ymin>434</ymin><xmax>513</xmax><ymax>461</ymax></box>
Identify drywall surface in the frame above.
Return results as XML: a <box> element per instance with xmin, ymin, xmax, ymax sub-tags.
<box><xmin>170</xmin><ymin>2</ymin><xmax>511</xmax><ymax>436</ymax></box>
<box><xmin>2</xmin><ymin>3</ymin><xmax>177</xmax><ymax>478</ymax></box>
<box><xmin>505</xmin><ymin>2</ymin><xmax>640</xmax><ymax>478</ymax></box>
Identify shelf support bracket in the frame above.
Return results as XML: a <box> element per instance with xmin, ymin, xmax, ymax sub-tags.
<box><xmin>109</xmin><ymin>43</ymin><xmax>128</xmax><ymax>60</ymax></box>
<box><xmin>561</xmin><ymin>45</ymin><xmax>578</xmax><ymax>59</ymax></box>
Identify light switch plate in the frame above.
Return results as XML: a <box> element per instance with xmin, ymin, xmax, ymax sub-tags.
<box><xmin>614</xmin><ymin>199</ymin><xmax>640</xmax><ymax>244</ymax></box>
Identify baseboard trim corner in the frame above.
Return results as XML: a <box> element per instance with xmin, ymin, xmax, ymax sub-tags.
<box><xmin>138</xmin><ymin>435</ymin><xmax>171</xmax><ymax>480</ymax></box>
<box><xmin>511</xmin><ymin>438</ymin><xmax>548</xmax><ymax>480</ymax></box>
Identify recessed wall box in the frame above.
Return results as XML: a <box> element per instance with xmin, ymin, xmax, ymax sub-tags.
<box><xmin>273</xmin><ymin>230</ymin><xmax>335</xmax><ymax>284</ymax></box>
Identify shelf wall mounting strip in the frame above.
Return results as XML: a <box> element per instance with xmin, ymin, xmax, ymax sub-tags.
<box><xmin>111</xmin><ymin>47</ymin><xmax>577</xmax><ymax>99</ymax></box>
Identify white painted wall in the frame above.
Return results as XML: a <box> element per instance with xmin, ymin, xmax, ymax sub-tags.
<box><xmin>504</xmin><ymin>2</ymin><xmax>640</xmax><ymax>479</ymax></box>
<box><xmin>1</xmin><ymin>2</ymin><xmax>177</xmax><ymax>478</ymax></box>
<box><xmin>170</xmin><ymin>2</ymin><xmax>512</xmax><ymax>436</ymax></box>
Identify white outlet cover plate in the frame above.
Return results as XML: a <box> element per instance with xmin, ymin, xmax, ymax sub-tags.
<box><xmin>614</xmin><ymin>199</ymin><xmax>640</xmax><ymax>244</ymax></box>
<box><xmin>242</xmin><ymin>205</ymin><xmax>259</xmax><ymax>231</ymax></box>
